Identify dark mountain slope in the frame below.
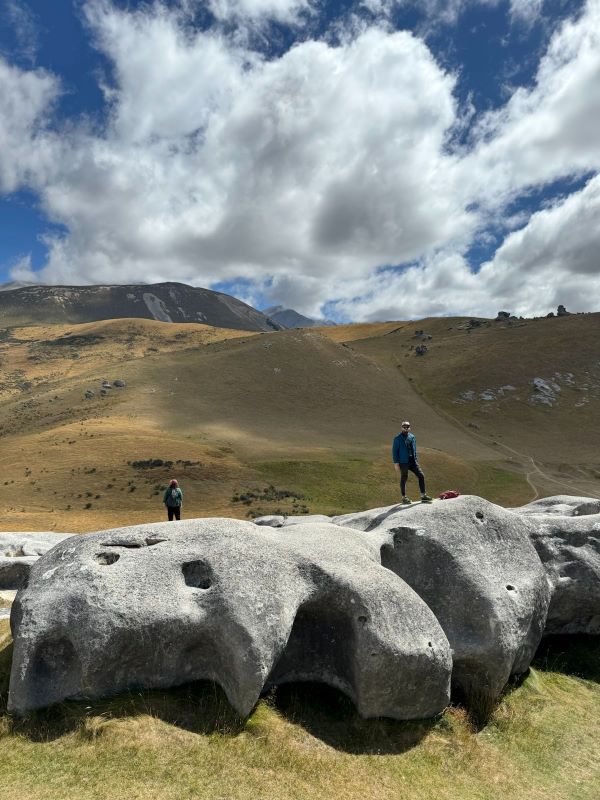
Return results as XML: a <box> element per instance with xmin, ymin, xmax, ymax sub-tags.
<box><xmin>0</xmin><ymin>282</ymin><xmax>281</xmax><ymax>332</ymax></box>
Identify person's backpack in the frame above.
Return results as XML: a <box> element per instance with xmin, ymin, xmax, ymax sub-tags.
<box><xmin>438</xmin><ymin>490</ymin><xmax>460</xmax><ymax>500</ymax></box>
<box><xmin>167</xmin><ymin>488</ymin><xmax>180</xmax><ymax>506</ymax></box>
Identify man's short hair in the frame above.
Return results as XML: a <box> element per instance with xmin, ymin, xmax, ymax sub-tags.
<box><xmin>402</xmin><ymin>420</ymin><xmax>411</xmax><ymax>427</ymax></box>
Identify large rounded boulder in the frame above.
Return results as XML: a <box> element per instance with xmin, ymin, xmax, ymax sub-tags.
<box><xmin>8</xmin><ymin>519</ymin><xmax>451</xmax><ymax>720</ymax></box>
<box><xmin>361</xmin><ymin>497</ymin><xmax>551</xmax><ymax>708</ymax></box>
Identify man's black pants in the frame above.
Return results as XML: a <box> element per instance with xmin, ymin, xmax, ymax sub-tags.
<box><xmin>167</xmin><ymin>506</ymin><xmax>181</xmax><ymax>521</ymax></box>
<box><xmin>400</xmin><ymin>460</ymin><xmax>426</xmax><ymax>496</ymax></box>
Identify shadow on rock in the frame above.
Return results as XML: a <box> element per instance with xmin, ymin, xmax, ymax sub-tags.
<box><xmin>267</xmin><ymin>682</ymin><xmax>438</xmax><ymax>754</ymax></box>
<box><xmin>533</xmin><ymin>635</ymin><xmax>600</xmax><ymax>682</ymax></box>
<box><xmin>3</xmin><ymin>680</ymin><xmax>246</xmax><ymax>743</ymax></box>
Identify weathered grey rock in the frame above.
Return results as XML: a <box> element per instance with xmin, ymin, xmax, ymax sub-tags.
<box><xmin>9</xmin><ymin>519</ymin><xmax>451</xmax><ymax>719</ymax></box>
<box><xmin>526</xmin><ymin>514</ymin><xmax>600</xmax><ymax>635</ymax></box>
<box><xmin>513</xmin><ymin>495</ymin><xmax>600</xmax><ymax>517</ymax></box>
<box><xmin>352</xmin><ymin>497</ymin><xmax>551</xmax><ymax>706</ymax></box>
<box><xmin>332</xmin><ymin>503</ymin><xmax>407</xmax><ymax>532</ymax></box>
<box><xmin>0</xmin><ymin>532</ymin><xmax>73</xmax><ymax>590</ymax></box>
<box><xmin>113</xmin><ymin>380</ymin><xmax>126</xmax><ymax>388</ymax></box>
<box><xmin>253</xmin><ymin>515</ymin><xmax>285</xmax><ymax>527</ymax></box>
<box><xmin>280</xmin><ymin>514</ymin><xmax>332</xmax><ymax>526</ymax></box>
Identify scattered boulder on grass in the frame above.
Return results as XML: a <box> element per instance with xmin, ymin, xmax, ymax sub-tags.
<box><xmin>8</xmin><ymin>519</ymin><xmax>451</xmax><ymax>720</ymax></box>
<box><xmin>113</xmin><ymin>380</ymin><xmax>126</xmax><ymax>388</ymax></box>
<box><xmin>84</xmin><ymin>389</ymin><xmax>94</xmax><ymax>399</ymax></box>
<box><xmin>557</xmin><ymin>304</ymin><xmax>570</xmax><ymax>317</ymax></box>
<box><xmin>495</xmin><ymin>311</ymin><xmax>511</xmax><ymax>320</ymax></box>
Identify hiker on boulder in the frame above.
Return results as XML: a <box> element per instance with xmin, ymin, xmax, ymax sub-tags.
<box><xmin>392</xmin><ymin>421</ymin><xmax>432</xmax><ymax>504</ymax></box>
<box><xmin>163</xmin><ymin>479</ymin><xmax>183</xmax><ymax>521</ymax></box>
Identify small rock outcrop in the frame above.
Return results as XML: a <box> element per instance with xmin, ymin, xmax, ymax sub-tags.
<box><xmin>557</xmin><ymin>304</ymin><xmax>570</xmax><ymax>316</ymax></box>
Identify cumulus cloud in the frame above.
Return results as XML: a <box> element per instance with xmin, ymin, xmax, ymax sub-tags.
<box><xmin>0</xmin><ymin>57</ymin><xmax>60</xmax><ymax>193</ymax></box>
<box><xmin>15</xmin><ymin>1</ymin><xmax>474</xmax><ymax>311</ymax></box>
<box><xmin>2</xmin><ymin>0</ymin><xmax>600</xmax><ymax>321</ymax></box>
<box><xmin>464</xmin><ymin>0</ymin><xmax>600</xmax><ymax>204</ymax></box>
<box><xmin>478</xmin><ymin>174</ymin><xmax>600</xmax><ymax>312</ymax></box>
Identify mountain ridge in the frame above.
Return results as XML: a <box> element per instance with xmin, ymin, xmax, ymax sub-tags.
<box><xmin>0</xmin><ymin>281</ymin><xmax>282</xmax><ymax>332</ymax></box>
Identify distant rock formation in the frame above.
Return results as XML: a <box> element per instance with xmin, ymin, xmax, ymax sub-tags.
<box><xmin>7</xmin><ymin>495</ymin><xmax>600</xmax><ymax>720</ymax></box>
<box><xmin>557</xmin><ymin>304</ymin><xmax>570</xmax><ymax>317</ymax></box>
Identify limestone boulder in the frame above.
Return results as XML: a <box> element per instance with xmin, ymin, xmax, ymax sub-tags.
<box><xmin>526</xmin><ymin>514</ymin><xmax>600</xmax><ymax>634</ymax></box>
<box><xmin>363</xmin><ymin>496</ymin><xmax>551</xmax><ymax>706</ymax></box>
<box><xmin>0</xmin><ymin>532</ymin><xmax>73</xmax><ymax>590</ymax></box>
<box><xmin>9</xmin><ymin>518</ymin><xmax>451</xmax><ymax>719</ymax></box>
<box><xmin>513</xmin><ymin>495</ymin><xmax>600</xmax><ymax>517</ymax></box>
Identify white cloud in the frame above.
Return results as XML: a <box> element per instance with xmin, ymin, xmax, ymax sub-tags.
<box><xmin>3</xmin><ymin>0</ymin><xmax>600</xmax><ymax>321</ymax></box>
<box><xmin>206</xmin><ymin>0</ymin><xmax>312</xmax><ymax>24</ymax></box>
<box><xmin>0</xmin><ymin>57</ymin><xmax>60</xmax><ymax>193</ymax></box>
<box><xmin>464</xmin><ymin>0</ymin><xmax>600</xmax><ymax>205</ymax></box>
<box><xmin>478</xmin><ymin>174</ymin><xmax>600</xmax><ymax>313</ymax></box>
<box><xmin>16</xmin><ymin>2</ymin><xmax>474</xmax><ymax>306</ymax></box>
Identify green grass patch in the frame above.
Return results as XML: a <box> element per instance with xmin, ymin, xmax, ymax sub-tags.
<box><xmin>0</xmin><ymin>619</ymin><xmax>599</xmax><ymax>799</ymax></box>
<box><xmin>252</xmin><ymin>457</ymin><xmax>531</xmax><ymax>515</ymax></box>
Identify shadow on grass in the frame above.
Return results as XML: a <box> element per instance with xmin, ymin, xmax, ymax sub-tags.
<box><xmin>532</xmin><ymin>634</ymin><xmax>600</xmax><ymax>683</ymax></box>
<box><xmin>2</xmin><ymin>679</ymin><xmax>246</xmax><ymax>743</ymax></box>
<box><xmin>266</xmin><ymin>682</ymin><xmax>438</xmax><ymax>754</ymax></box>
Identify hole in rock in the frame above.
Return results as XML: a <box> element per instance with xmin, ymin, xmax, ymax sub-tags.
<box><xmin>94</xmin><ymin>552</ymin><xmax>120</xmax><ymax>565</ymax></box>
<box><xmin>182</xmin><ymin>560</ymin><xmax>213</xmax><ymax>589</ymax></box>
<box><xmin>506</xmin><ymin>584</ymin><xmax>516</xmax><ymax>591</ymax></box>
<box><xmin>100</xmin><ymin>536</ymin><xmax>167</xmax><ymax>549</ymax></box>
<box><xmin>475</xmin><ymin>511</ymin><xmax>484</xmax><ymax>520</ymax></box>
<box><xmin>428</xmin><ymin>642</ymin><xmax>433</xmax><ymax>648</ymax></box>
<box><xmin>145</xmin><ymin>537</ymin><xmax>168</xmax><ymax>546</ymax></box>
<box><xmin>31</xmin><ymin>636</ymin><xmax>82</xmax><ymax>693</ymax></box>
<box><xmin>267</xmin><ymin>598</ymin><xmax>355</xmax><ymax>696</ymax></box>
<box><xmin>357</xmin><ymin>615</ymin><xmax>368</xmax><ymax>625</ymax></box>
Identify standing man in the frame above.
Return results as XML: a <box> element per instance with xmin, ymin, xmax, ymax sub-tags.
<box><xmin>392</xmin><ymin>421</ymin><xmax>432</xmax><ymax>504</ymax></box>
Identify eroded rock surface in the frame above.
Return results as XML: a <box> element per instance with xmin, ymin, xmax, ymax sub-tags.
<box><xmin>364</xmin><ymin>497</ymin><xmax>551</xmax><ymax>706</ymax></box>
<box><xmin>8</xmin><ymin>519</ymin><xmax>451</xmax><ymax>719</ymax></box>
<box><xmin>513</xmin><ymin>495</ymin><xmax>600</xmax><ymax>517</ymax></box>
<box><xmin>526</xmin><ymin>514</ymin><xmax>600</xmax><ymax>634</ymax></box>
<box><xmin>0</xmin><ymin>532</ymin><xmax>73</xmax><ymax>590</ymax></box>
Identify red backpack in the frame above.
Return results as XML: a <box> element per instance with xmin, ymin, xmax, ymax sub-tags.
<box><xmin>438</xmin><ymin>490</ymin><xmax>460</xmax><ymax>500</ymax></box>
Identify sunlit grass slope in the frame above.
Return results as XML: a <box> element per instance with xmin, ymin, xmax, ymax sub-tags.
<box><xmin>0</xmin><ymin>322</ymin><xmax>531</xmax><ymax>531</ymax></box>
<box><xmin>1</xmin><ymin>620</ymin><xmax>598</xmax><ymax>800</ymax></box>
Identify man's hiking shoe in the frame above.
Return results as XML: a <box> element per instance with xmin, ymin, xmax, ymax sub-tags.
<box><xmin>401</xmin><ymin>496</ymin><xmax>412</xmax><ymax>505</ymax></box>
<box><xmin>420</xmin><ymin>494</ymin><xmax>433</xmax><ymax>503</ymax></box>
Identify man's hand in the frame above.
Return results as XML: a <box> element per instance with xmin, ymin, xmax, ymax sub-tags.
<box><xmin>394</xmin><ymin>463</ymin><xmax>400</xmax><ymax>474</ymax></box>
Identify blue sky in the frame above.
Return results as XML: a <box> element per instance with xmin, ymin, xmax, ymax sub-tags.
<box><xmin>0</xmin><ymin>0</ymin><xmax>598</xmax><ymax>320</ymax></box>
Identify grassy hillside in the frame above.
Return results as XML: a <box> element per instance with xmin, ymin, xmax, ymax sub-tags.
<box><xmin>320</xmin><ymin>313</ymin><xmax>600</xmax><ymax>500</ymax></box>
<box><xmin>0</xmin><ymin>320</ymin><xmax>531</xmax><ymax>531</ymax></box>
<box><xmin>1</xmin><ymin>619</ymin><xmax>599</xmax><ymax>800</ymax></box>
